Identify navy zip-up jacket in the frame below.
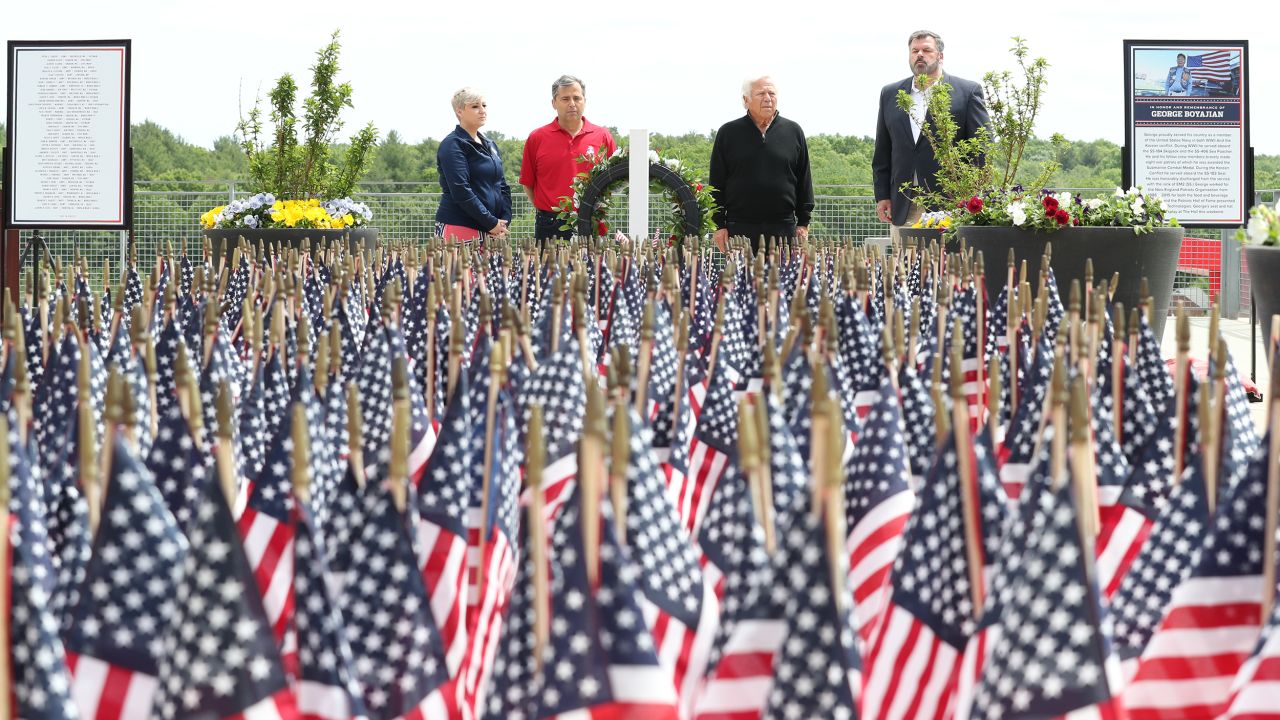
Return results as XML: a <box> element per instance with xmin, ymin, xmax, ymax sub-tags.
<box><xmin>435</xmin><ymin>125</ymin><xmax>512</xmax><ymax>232</ymax></box>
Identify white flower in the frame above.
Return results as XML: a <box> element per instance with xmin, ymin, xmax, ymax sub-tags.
<box><xmin>1247</xmin><ymin>215</ymin><xmax>1271</xmax><ymax>245</ymax></box>
<box><xmin>664</xmin><ymin>157</ymin><xmax>682</xmax><ymax>170</ymax></box>
<box><xmin>647</xmin><ymin>150</ymin><xmax>659</xmax><ymax>164</ymax></box>
<box><xmin>1008</xmin><ymin>201</ymin><xmax>1027</xmax><ymax>226</ymax></box>
<box><xmin>1114</xmin><ymin>187</ymin><xmax>1126</xmax><ymax>198</ymax></box>
<box><xmin>1130</xmin><ymin>196</ymin><xmax>1145</xmax><ymax>216</ymax></box>
<box><xmin>1157</xmin><ymin>197</ymin><xmax>1168</xmax><ymax>213</ymax></box>
<box><xmin>1086</xmin><ymin>198</ymin><xmax>1103</xmax><ymax>210</ymax></box>
<box><xmin>611</xmin><ymin>146</ymin><xmax>624</xmax><ymax>159</ymax></box>
<box><xmin>1127</xmin><ymin>186</ymin><xmax>1140</xmax><ymax>196</ymax></box>
<box><xmin>585</xmin><ymin>145</ymin><xmax>596</xmax><ymax>158</ymax></box>
<box><xmin>1056</xmin><ymin>191</ymin><xmax>1074</xmax><ymax>206</ymax></box>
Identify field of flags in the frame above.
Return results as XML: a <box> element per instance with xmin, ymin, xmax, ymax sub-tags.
<box><xmin>2</xmin><ymin>233</ymin><xmax>1279</xmax><ymax>720</ymax></box>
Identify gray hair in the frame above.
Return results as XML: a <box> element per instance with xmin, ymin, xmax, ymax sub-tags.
<box><xmin>741</xmin><ymin>75</ymin><xmax>774</xmax><ymax>98</ymax></box>
<box><xmin>908</xmin><ymin>30</ymin><xmax>944</xmax><ymax>52</ymax></box>
<box><xmin>551</xmin><ymin>75</ymin><xmax>585</xmax><ymax>99</ymax></box>
<box><xmin>451</xmin><ymin>87</ymin><xmax>484</xmax><ymax>112</ymax></box>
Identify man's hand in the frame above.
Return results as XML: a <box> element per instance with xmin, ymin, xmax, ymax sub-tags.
<box><xmin>795</xmin><ymin>226</ymin><xmax>809</xmax><ymax>241</ymax></box>
<box><xmin>876</xmin><ymin>199</ymin><xmax>893</xmax><ymax>223</ymax></box>
<box><xmin>713</xmin><ymin>228</ymin><xmax>729</xmax><ymax>252</ymax></box>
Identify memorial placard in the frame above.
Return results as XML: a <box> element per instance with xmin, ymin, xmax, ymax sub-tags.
<box><xmin>1123</xmin><ymin>40</ymin><xmax>1250</xmax><ymax>228</ymax></box>
<box><xmin>5</xmin><ymin>39</ymin><xmax>131</xmax><ymax>229</ymax></box>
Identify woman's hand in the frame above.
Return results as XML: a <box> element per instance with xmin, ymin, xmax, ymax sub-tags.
<box><xmin>489</xmin><ymin>219</ymin><xmax>509</xmax><ymax>238</ymax></box>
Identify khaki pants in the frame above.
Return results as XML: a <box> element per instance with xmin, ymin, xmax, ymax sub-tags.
<box><xmin>888</xmin><ymin>203</ymin><xmax>924</xmax><ymax>244</ymax></box>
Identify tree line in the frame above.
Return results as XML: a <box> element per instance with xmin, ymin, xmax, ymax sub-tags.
<box><xmin>2</xmin><ymin>121</ymin><xmax>1277</xmax><ymax>197</ymax></box>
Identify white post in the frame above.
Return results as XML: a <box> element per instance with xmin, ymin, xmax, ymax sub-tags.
<box><xmin>629</xmin><ymin>129</ymin><xmax>649</xmax><ymax>241</ymax></box>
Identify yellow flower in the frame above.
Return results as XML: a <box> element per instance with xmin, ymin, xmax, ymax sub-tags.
<box><xmin>342</xmin><ymin>213</ymin><xmax>354</xmax><ymax>227</ymax></box>
<box><xmin>200</xmin><ymin>206</ymin><xmax>226</xmax><ymax>229</ymax></box>
<box><xmin>911</xmin><ymin>220</ymin><xmax>924</xmax><ymax>228</ymax></box>
<box><xmin>939</xmin><ymin>217</ymin><xmax>952</xmax><ymax>228</ymax></box>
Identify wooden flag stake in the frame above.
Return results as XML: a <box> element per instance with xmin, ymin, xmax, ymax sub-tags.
<box><xmin>1069</xmin><ymin>374</ymin><xmax>1100</xmax><ymax>556</ymax></box>
<box><xmin>389</xmin><ymin>358</ymin><xmax>411</xmax><ymax>514</ymax></box>
<box><xmin>78</xmin><ymin>348</ymin><xmax>100</xmax><ymax>537</ymax></box>
<box><xmin>988</xmin><ymin>352</ymin><xmax>1002</xmax><ymax>443</ymax></box>
<box><xmin>214</xmin><ymin>381</ymin><xmax>237</xmax><ymax>509</ymax></box>
<box><xmin>1206</xmin><ymin>338</ymin><xmax>1229</xmax><ymax>513</ymax></box>
<box><xmin>823</xmin><ymin>394</ymin><xmax>848</xmax><ymax>615</ymax></box>
<box><xmin>347</xmin><ymin>382</ymin><xmax>366</xmax><ymax>489</ymax></box>
<box><xmin>611</xmin><ymin>404</ymin><xmax>631</xmax><ymax>547</ymax></box>
<box><xmin>1112</xmin><ymin>303</ymin><xmax>1127</xmax><ymax>444</ymax></box>
<box><xmin>951</xmin><ymin>327</ymin><xmax>987</xmax><ymax>616</ymax></box>
<box><xmin>1174</xmin><ymin>307</ymin><xmax>1191</xmax><ymax>481</ymax></box>
<box><xmin>739</xmin><ymin>398</ymin><xmax>763</xmax><ymax>544</ymax></box>
<box><xmin>291</xmin><ymin>403</ymin><xmax>311</xmax><ymax>505</ymax></box>
<box><xmin>580</xmin><ymin>379</ymin><xmax>607</xmax><ymax>588</ymax></box>
<box><xmin>479</xmin><ymin>342</ymin><xmax>504</xmax><ymax>539</ymax></box>
<box><xmin>527</xmin><ymin>404</ymin><xmax>550</xmax><ymax>673</ymax></box>
<box><xmin>1049</xmin><ymin>351</ymin><xmax>1070</xmax><ymax>492</ymax></box>
<box><xmin>634</xmin><ymin>306</ymin><xmax>654</xmax><ymax>416</ymax></box>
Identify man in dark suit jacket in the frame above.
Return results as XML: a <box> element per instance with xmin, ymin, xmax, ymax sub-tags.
<box><xmin>873</xmin><ymin>30</ymin><xmax>991</xmax><ymax>238</ymax></box>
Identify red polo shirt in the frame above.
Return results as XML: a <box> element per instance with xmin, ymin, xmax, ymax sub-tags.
<box><xmin>519</xmin><ymin>117</ymin><xmax>618</xmax><ymax>212</ymax></box>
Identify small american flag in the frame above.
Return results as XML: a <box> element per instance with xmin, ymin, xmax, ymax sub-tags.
<box><xmin>763</xmin><ymin>512</ymin><xmax>862</xmax><ymax>720</ymax></box>
<box><xmin>969</xmin><ymin>446</ymin><xmax>1127</xmax><ymax>719</ymax></box>
<box><xmin>1219</xmin><ymin>574</ymin><xmax>1280</xmax><ymax>719</ymax></box>
<box><xmin>531</xmin><ymin>483</ymin><xmax>680</xmax><ymax>719</ymax></box>
<box><xmin>1187</xmin><ymin>51</ymin><xmax>1239</xmax><ymax>83</ymax></box>
<box><xmin>65</xmin><ymin>434</ymin><xmax>188</xmax><ymax>719</ymax></box>
<box><xmin>150</xmin><ymin>441</ymin><xmax>298</xmax><ymax>720</ymax></box>
<box><xmin>1123</xmin><ymin>427</ymin><xmax>1276</xmax><ymax>719</ymax></box>
<box><xmin>6</xmin><ymin>418</ymin><xmax>81</xmax><ymax>719</ymax></box>
<box><xmin>842</xmin><ymin>373</ymin><xmax>916</xmax><ymax>645</ymax></box>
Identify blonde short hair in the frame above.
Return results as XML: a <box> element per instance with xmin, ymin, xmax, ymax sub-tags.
<box><xmin>451</xmin><ymin>87</ymin><xmax>484</xmax><ymax>112</ymax></box>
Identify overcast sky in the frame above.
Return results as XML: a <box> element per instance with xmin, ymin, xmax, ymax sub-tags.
<box><xmin>6</xmin><ymin>0</ymin><xmax>1274</xmax><ymax>155</ymax></box>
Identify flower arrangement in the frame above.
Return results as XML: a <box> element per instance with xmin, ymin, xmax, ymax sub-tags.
<box><xmin>200</xmin><ymin>193</ymin><xmax>372</xmax><ymax>230</ymax></box>
<box><xmin>555</xmin><ymin>146</ymin><xmax>719</xmax><ymax>242</ymax></box>
<box><xmin>911</xmin><ymin>211</ymin><xmax>953</xmax><ymax>230</ymax></box>
<box><xmin>905</xmin><ymin>38</ymin><xmax>1177</xmax><ymax>237</ymax></box>
<box><xmin>950</xmin><ymin>186</ymin><xmax>1176</xmax><ymax>235</ymax></box>
<box><xmin>201</xmin><ymin>30</ymin><xmax>379</xmax><ymax>230</ymax></box>
<box><xmin>1239</xmin><ymin>201</ymin><xmax>1280</xmax><ymax>246</ymax></box>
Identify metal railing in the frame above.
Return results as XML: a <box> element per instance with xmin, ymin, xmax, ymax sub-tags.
<box><xmin>11</xmin><ymin>183</ymin><xmax>1276</xmax><ymax>320</ymax></box>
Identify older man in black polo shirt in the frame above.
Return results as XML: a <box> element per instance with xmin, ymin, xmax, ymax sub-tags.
<box><xmin>710</xmin><ymin>76</ymin><xmax>815</xmax><ymax>253</ymax></box>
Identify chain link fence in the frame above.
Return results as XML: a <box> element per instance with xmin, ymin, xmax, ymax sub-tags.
<box><xmin>11</xmin><ymin>183</ymin><xmax>1274</xmax><ymax>320</ymax></box>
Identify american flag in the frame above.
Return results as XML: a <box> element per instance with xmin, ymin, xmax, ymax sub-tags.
<box><xmin>1123</xmin><ymin>426</ymin><xmax>1276</xmax><ymax>719</ymax></box>
<box><xmin>41</xmin><ymin>415</ymin><xmax>91</xmax><ymax>631</ymax></box>
<box><xmin>355</xmin><ymin>324</ymin><xmax>396</xmax><ymax>472</ymax></box>
<box><xmin>681</xmin><ymin>365</ymin><xmax>739</xmax><ymax>535</ymax></box>
<box><xmin>968</xmin><ymin>455</ymin><xmax>1127</xmax><ymax>719</ymax></box>
<box><xmin>457</xmin><ymin>389</ymin><xmax>522</xmax><ymax>716</ymax></box>
<box><xmin>842</xmin><ymin>373</ymin><xmax>916</xmax><ymax>645</ymax></box>
<box><xmin>998</xmin><ymin>332</ymin><xmax>1054</xmax><ymax>501</ymax></box>
<box><xmin>5</xmin><ymin>417</ymin><xmax>81</xmax><ymax>719</ymax></box>
<box><xmin>1099</xmin><ymin>368</ymin><xmax>1199</xmax><ymax>600</ymax></box>
<box><xmin>1187</xmin><ymin>50</ymin><xmax>1239</xmax><ymax>83</ymax></box>
<box><xmin>899</xmin><ymin>362</ymin><xmax>937</xmax><ymax>486</ymax></box>
<box><xmin>152</xmin><ymin>320</ymin><xmax>184</xmax><ymax>420</ymax></box>
<box><xmin>763</xmin><ymin>512</ymin><xmax>862</xmax><ymax>720</ymax></box>
<box><xmin>291</xmin><ymin>501</ymin><xmax>368</xmax><ymax>720</ymax></box>
<box><xmin>620</xmin><ymin>410</ymin><xmax>717</xmax><ymax>713</ymax></box>
<box><xmin>236</xmin><ymin>406</ymin><xmax>312</xmax><ymax>664</ymax></box>
<box><xmin>150</xmin><ymin>444</ymin><xmax>298</xmax><ymax>720</ymax></box>
<box><xmin>691</xmin><ymin>485</ymin><xmax>781</xmax><ymax>720</ymax></box>
<box><xmin>531</xmin><ymin>483</ymin><xmax>680</xmax><ymax>719</ymax></box>
<box><xmin>64</xmin><ymin>434</ymin><xmax>188</xmax><ymax>719</ymax></box>
<box><xmin>1220</xmin><ymin>574</ymin><xmax>1280</xmax><ymax>719</ymax></box>
<box><xmin>338</xmin><ymin>470</ymin><xmax>458</xmax><ymax>719</ymax></box>
<box><xmin>415</xmin><ymin>369</ymin><xmax>478</xmax><ymax>678</ymax></box>
<box><xmin>517</xmin><ymin>336</ymin><xmax>586</xmax><ymax>524</ymax></box>
<box><xmin>1110</xmin><ymin>449</ymin><xmax>1212</xmax><ymax>670</ymax></box>
<box><xmin>481</xmin><ymin>519</ymin><xmax>541</xmax><ymax>720</ymax></box>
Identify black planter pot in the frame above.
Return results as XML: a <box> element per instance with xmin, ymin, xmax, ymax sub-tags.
<box><xmin>202</xmin><ymin>227</ymin><xmax>379</xmax><ymax>266</ymax></box>
<box><xmin>1245</xmin><ymin>245</ymin><xmax>1280</xmax><ymax>350</ymax></box>
<box><xmin>953</xmin><ymin>226</ymin><xmax>1184</xmax><ymax>342</ymax></box>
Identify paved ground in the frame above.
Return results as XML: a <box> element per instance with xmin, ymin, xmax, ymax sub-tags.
<box><xmin>1157</xmin><ymin>316</ymin><xmax>1270</xmax><ymax>430</ymax></box>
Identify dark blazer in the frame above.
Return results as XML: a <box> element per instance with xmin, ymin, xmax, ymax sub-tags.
<box><xmin>872</xmin><ymin>73</ymin><xmax>990</xmax><ymax>225</ymax></box>
<box><xmin>435</xmin><ymin>125</ymin><xmax>513</xmax><ymax>232</ymax></box>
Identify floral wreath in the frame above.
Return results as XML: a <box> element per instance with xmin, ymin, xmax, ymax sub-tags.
<box><xmin>555</xmin><ymin>146</ymin><xmax>718</xmax><ymax>242</ymax></box>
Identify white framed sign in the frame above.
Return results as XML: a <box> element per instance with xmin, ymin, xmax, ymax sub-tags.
<box><xmin>6</xmin><ymin>39</ymin><xmax>131</xmax><ymax>229</ymax></box>
<box><xmin>1123</xmin><ymin>40</ymin><xmax>1250</xmax><ymax>228</ymax></box>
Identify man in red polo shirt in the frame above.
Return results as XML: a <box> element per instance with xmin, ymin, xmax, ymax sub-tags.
<box><xmin>520</xmin><ymin>74</ymin><xmax>618</xmax><ymax>243</ymax></box>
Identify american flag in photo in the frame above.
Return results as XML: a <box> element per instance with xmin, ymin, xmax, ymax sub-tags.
<box><xmin>149</xmin><ymin>443</ymin><xmax>298</xmax><ymax>720</ymax></box>
<box><xmin>968</xmin><ymin>459</ymin><xmax>1127</xmax><ymax>720</ymax></box>
<box><xmin>842</xmin><ymin>374</ymin><xmax>916</xmax><ymax>646</ymax></box>
<box><xmin>530</xmin><ymin>484</ymin><xmax>680</xmax><ymax>720</ymax></box>
<box><xmin>1124</xmin><ymin>427</ymin><xmax>1277</xmax><ymax>719</ymax></box>
<box><xmin>5</xmin><ymin>420</ymin><xmax>81</xmax><ymax>719</ymax></box>
<box><xmin>64</xmin><ymin>434</ymin><xmax>188</xmax><ymax>720</ymax></box>
<box><xmin>415</xmin><ymin>368</ymin><xmax>477</xmax><ymax>679</ymax></box>
<box><xmin>763</xmin><ymin>512</ymin><xmax>862</xmax><ymax>720</ymax></box>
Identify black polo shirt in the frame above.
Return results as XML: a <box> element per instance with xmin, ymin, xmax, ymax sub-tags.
<box><xmin>709</xmin><ymin>112</ymin><xmax>815</xmax><ymax>228</ymax></box>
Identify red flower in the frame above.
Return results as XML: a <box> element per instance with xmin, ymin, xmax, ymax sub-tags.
<box><xmin>1043</xmin><ymin>196</ymin><xmax>1059</xmax><ymax>212</ymax></box>
<box><xmin>1055</xmin><ymin>209</ymin><xmax>1070</xmax><ymax>225</ymax></box>
<box><xmin>966</xmin><ymin>196</ymin><xmax>984</xmax><ymax>213</ymax></box>
<box><xmin>597</xmin><ymin>220</ymin><xmax>608</xmax><ymax>234</ymax></box>
<box><xmin>695</xmin><ymin>183</ymin><xmax>703</xmax><ymax>191</ymax></box>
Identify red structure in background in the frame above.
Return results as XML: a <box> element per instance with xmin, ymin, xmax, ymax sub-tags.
<box><xmin>1176</xmin><ymin>236</ymin><xmax>1222</xmax><ymax>301</ymax></box>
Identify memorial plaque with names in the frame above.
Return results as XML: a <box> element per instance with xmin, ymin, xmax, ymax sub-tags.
<box><xmin>6</xmin><ymin>39</ymin><xmax>131</xmax><ymax>229</ymax></box>
<box><xmin>1123</xmin><ymin>39</ymin><xmax>1250</xmax><ymax>228</ymax></box>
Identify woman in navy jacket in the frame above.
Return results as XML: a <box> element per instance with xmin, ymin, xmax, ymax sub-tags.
<box><xmin>435</xmin><ymin>88</ymin><xmax>512</xmax><ymax>242</ymax></box>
